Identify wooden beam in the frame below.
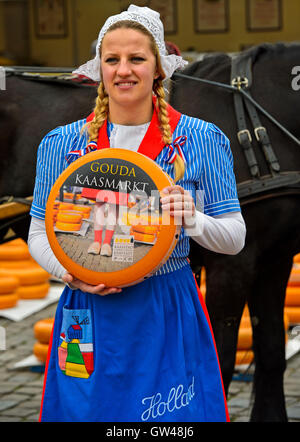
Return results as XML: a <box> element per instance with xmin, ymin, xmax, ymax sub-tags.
<box><xmin>0</xmin><ymin>197</ymin><xmax>33</xmax><ymax>221</ymax></box>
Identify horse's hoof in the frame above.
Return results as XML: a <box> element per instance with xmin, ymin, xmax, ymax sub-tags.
<box><xmin>100</xmin><ymin>243</ymin><xmax>112</xmax><ymax>257</ymax></box>
<box><xmin>87</xmin><ymin>241</ymin><xmax>101</xmax><ymax>255</ymax></box>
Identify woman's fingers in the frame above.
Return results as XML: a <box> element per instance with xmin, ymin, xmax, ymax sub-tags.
<box><xmin>160</xmin><ymin>186</ymin><xmax>195</xmax><ymax>224</ymax></box>
<box><xmin>62</xmin><ymin>273</ymin><xmax>122</xmax><ymax>296</ymax></box>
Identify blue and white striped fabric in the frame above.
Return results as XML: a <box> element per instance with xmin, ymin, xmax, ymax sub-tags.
<box><xmin>30</xmin><ymin>114</ymin><xmax>240</xmax><ymax>275</ymax></box>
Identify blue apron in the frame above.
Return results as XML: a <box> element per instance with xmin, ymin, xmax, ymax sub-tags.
<box><xmin>40</xmin><ymin>264</ymin><xmax>229</xmax><ymax>422</ymax></box>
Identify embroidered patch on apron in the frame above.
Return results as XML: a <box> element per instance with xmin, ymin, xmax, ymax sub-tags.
<box><xmin>58</xmin><ymin>308</ymin><xmax>94</xmax><ymax>379</ymax></box>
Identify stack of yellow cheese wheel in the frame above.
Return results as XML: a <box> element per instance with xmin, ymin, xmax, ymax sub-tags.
<box><xmin>130</xmin><ymin>224</ymin><xmax>161</xmax><ymax>244</ymax></box>
<box><xmin>235</xmin><ymin>305</ymin><xmax>289</xmax><ymax>366</ymax></box>
<box><xmin>33</xmin><ymin>318</ymin><xmax>54</xmax><ymax>362</ymax></box>
<box><xmin>0</xmin><ymin>238</ymin><xmax>50</xmax><ymax>300</ymax></box>
<box><xmin>63</xmin><ymin>191</ymin><xmax>82</xmax><ymax>201</ymax></box>
<box><xmin>54</xmin><ymin>202</ymin><xmax>91</xmax><ymax>232</ymax></box>
<box><xmin>0</xmin><ymin>275</ymin><xmax>19</xmax><ymax>309</ymax></box>
<box><xmin>235</xmin><ymin>306</ymin><xmax>255</xmax><ymax>366</ymax></box>
<box><xmin>284</xmin><ymin>253</ymin><xmax>300</xmax><ymax>324</ymax></box>
<box><xmin>198</xmin><ymin>268</ymin><xmax>290</xmax><ymax>366</ymax></box>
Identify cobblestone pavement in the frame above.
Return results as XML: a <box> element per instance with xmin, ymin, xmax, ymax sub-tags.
<box><xmin>0</xmin><ymin>293</ymin><xmax>300</xmax><ymax>423</ymax></box>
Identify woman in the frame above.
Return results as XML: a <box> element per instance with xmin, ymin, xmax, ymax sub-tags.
<box><xmin>28</xmin><ymin>5</ymin><xmax>246</xmax><ymax>422</ymax></box>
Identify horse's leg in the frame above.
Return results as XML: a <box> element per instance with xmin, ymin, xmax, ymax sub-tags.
<box><xmin>248</xmin><ymin>254</ymin><xmax>293</xmax><ymax>422</ymax></box>
<box><xmin>204</xmin><ymin>253</ymin><xmax>252</xmax><ymax>396</ymax></box>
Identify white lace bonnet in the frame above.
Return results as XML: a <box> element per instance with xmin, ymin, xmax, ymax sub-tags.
<box><xmin>73</xmin><ymin>4</ymin><xmax>187</xmax><ymax>81</ymax></box>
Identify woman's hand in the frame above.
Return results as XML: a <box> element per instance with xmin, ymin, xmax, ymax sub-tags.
<box><xmin>160</xmin><ymin>185</ymin><xmax>196</xmax><ymax>227</ymax></box>
<box><xmin>62</xmin><ymin>273</ymin><xmax>122</xmax><ymax>296</ymax></box>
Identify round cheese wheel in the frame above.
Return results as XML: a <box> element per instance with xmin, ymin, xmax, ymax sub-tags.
<box><xmin>58</xmin><ymin>203</ymin><xmax>74</xmax><ymax>210</ymax></box>
<box><xmin>34</xmin><ymin>318</ymin><xmax>54</xmax><ymax>344</ymax></box>
<box><xmin>237</xmin><ymin>328</ymin><xmax>252</xmax><ymax>350</ymax></box>
<box><xmin>4</xmin><ymin>238</ymin><xmax>27</xmax><ymax>247</ymax></box>
<box><xmin>0</xmin><ymin>259</ymin><xmax>38</xmax><ymax>269</ymax></box>
<box><xmin>0</xmin><ymin>244</ymin><xmax>30</xmax><ymax>261</ymax></box>
<box><xmin>0</xmin><ymin>293</ymin><xmax>18</xmax><ymax>309</ymax></box>
<box><xmin>56</xmin><ymin>211</ymin><xmax>83</xmax><ymax>224</ymax></box>
<box><xmin>0</xmin><ymin>276</ymin><xmax>19</xmax><ymax>294</ymax></box>
<box><xmin>284</xmin><ymin>306</ymin><xmax>300</xmax><ymax>324</ymax></box>
<box><xmin>0</xmin><ymin>267</ymin><xmax>49</xmax><ymax>286</ymax></box>
<box><xmin>288</xmin><ymin>267</ymin><xmax>300</xmax><ymax>287</ymax></box>
<box><xmin>45</xmin><ymin>148</ymin><xmax>180</xmax><ymax>287</ymax></box>
<box><xmin>293</xmin><ymin>254</ymin><xmax>300</xmax><ymax>264</ymax></box>
<box><xmin>71</xmin><ymin>205</ymin><xmax>91</xmax><ymax>217</ymax></box>
<box><xmin>16</xmin><ymin>282</ymin><xmax>50</xmax><ymax>299</ymax></box>
<box><xmin>131</xmin><ymin>225</ymin><xmax>160</xmax><ymax>235</ymax></box>
<box><xmin>285</xmin><ymin>286</ymin><xmax>300</xmax><ymax>306</ymax></box>
<box><xmin>131</xmin><ymin>231</ymin><xmax>156</xmax><ymax>243</ymax></box>
<box><xmin>235</xmin><ymin>350</ymin><xmax>254</xmax><ymax>366</ymax></box>
<box><xmin>55</xmin><ymin>221</ymin><xmax>82</xmax><ymax>231</ymax></box>
<box><xmin>33</xmin><ymin>342</ymin><xmax>49</xmax><ymax>363</ymax></box>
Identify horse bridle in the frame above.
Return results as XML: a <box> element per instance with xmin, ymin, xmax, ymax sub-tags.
<box><xmin>173</xmin><ymin>58</ymin><xmax>300</xmax><ymax>205</ymax></box>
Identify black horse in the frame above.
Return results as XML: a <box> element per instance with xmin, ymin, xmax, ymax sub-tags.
<box><xmin>0</xmin><ymin>72</ymin><xmax>97</xmax><ymax>240</ymax></box>
<box><xmin>170</xmin><ymin>42</ymin><xmax>300</xmax><ymax>421</ymax></box>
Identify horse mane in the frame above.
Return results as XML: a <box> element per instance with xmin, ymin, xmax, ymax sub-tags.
<box><xmin>182</xmin><ymin>41</ymin><xmax>300</xmax><ymax>76</ymax></box>
<box><xmin>236</xmin><ymin>41</ymin><xmax>300</xmax><ymax>65</ymax></box>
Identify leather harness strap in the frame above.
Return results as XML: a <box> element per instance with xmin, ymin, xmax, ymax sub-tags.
<box><xmin>230</xmin><ymin>53</ymin><xmax>281</xmax><ymax>177</ymax></box>
<box><xmin>173</xmin><ymin>53</ymin><xmax>300</xmax><ymax>204</ymax></box>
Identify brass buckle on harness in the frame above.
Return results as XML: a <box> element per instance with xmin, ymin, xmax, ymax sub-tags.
<box><xmin>237</xmin><ymin>129</ymin><xmax>252</xmax><ymax>144</ymax></box>
<box><xmin>254</xmin><ymin>126</ymin><xmax>266</xmax><ymax>141</ymax></box>
<box><xmin>231</xmin><ymin>76</ymin><xmax>249</xmax><ymax>90</ymax></box>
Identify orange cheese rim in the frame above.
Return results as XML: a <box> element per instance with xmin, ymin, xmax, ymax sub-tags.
<box><xmin>45</xmin><ymin>148</ymin><xmax>180</xmax><ymax>287</ymax></box>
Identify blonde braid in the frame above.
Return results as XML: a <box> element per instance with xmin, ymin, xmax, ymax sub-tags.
<box><xmin>85</xmin><ymin>81</ymin><xmax>109</xmax><ymax>142</ymax></box>
<box><xmin>154</xmin><ymin>80</ymin><xmax>185</xmax><ymax>182</ymax></box>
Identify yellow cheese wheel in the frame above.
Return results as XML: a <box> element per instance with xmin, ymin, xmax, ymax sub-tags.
<box><xmin>123</xmin><ymin>212</ymin><xmax>162</xmax><ymax>226</ymax></box>
<box><xmin>285</xmin><ymin>286</ymin><xmax>300</xmax><ymax>306</ymax></box>
<box><xmin>131</xmin><ymin>225</ymin><xmax>160</xmax><ymax>235</ymax></box>
<box><xmin>235</xmin><ymin>350</ymin><xmax>254</xmax><ymax>366</ymax></box>
<box><xmin>71</xmin><ymin>205</ymin><xmax>91</xmax><ymax>216</ymax></box>
<box><xmin>284</xmin><ymin>306</ymin><xmax>300</xmax><ymax>324</ymax></box>
<box><xmin>33</xmin><ymin>342</ymin><xmax>49</xmax><ymax>362</ymax></box>
<box><xmin>288</xmin><ymin>267</ymin><xmax>300</xmax><ymax>287</ymax></box>
<box><xmin>132</xmin><ymin>231</ymin><xmax>156</xmax><ymax>243</ymax></box>
<box><xmin>0</xmin><ymin>267</ymin><xmax>49</xmax><ymax>286</ymax></box>
<box><xmin>63</xmin><ymin>192</ymin><xmax>75</xmax><ymax>199</ymax></box>
<box><xmin>34</xmin><ymin>318</ymin><xmax>54</xmax><ymax>344</ymax></box>
<box><xmin>55</xmin><ymin>221</ymin><xmax>82</xmax><ymax>231</ymax></box>
<box><xmin>0</xmin><ymin>259</ymin><xmax>39</xmax><ymax>269</ymax></box>
<box><xmin>56</xmin><ymin>211</ymin><xmax>83</xmax><ymax>224</ymax></box>
<box><xmin>240</xmin><ymin>315</ymin><xmax>251</xmax><ymax>328</ymax></box>
<box><xmin>0</xmin><ymin>244</ymin><xmax>30</xmax><ymax>261</ymax></box>
<box><xmin>58</xmin><ymin>203</ymin><xmax>74</xmax><ymax>210</ymax></box>
<box><xmin>293</xmin><ymin>254</ymin><xmax>300</xmax><ymax>264</ymax></box>
<box><xmin>4</xmin><ymin>238</ymin><xmax>27</xmax><ymax>247</ymax></box>
<box><xmin>16</xmin><ymin>282</ymin><xmax>50</xmax><ymax>299</ymax></box>
<box><xmin>0</xmin><ymin>276</ymin><xmax>19</xmax><ymax>294</ymax></box>
<box><xmin>0</xmin><ymin>293</ymin><xmax>18</xmax><ymax>309</ymax></box>
<box><xmin>237</xmin><ymin>328</ymin><xmax>252</xmax><ymax>350</ymax></box>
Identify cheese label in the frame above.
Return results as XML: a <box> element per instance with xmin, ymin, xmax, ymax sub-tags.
<box><xmin>45</xmin><ymin>148</ymin><xmax>179</xmax><ymax>288</ymax></box>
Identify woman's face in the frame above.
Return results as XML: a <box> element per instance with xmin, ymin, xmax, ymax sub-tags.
<box><xmin>100</xmin><ymin>28</ymin><xmax>159</xmax><ymax>117</ymax></box>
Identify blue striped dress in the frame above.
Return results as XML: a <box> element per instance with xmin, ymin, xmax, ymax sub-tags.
<box><xmin>31</xmin><ymin>113</ymin><xmax>239</xmax><ymax>422</ymax></box>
